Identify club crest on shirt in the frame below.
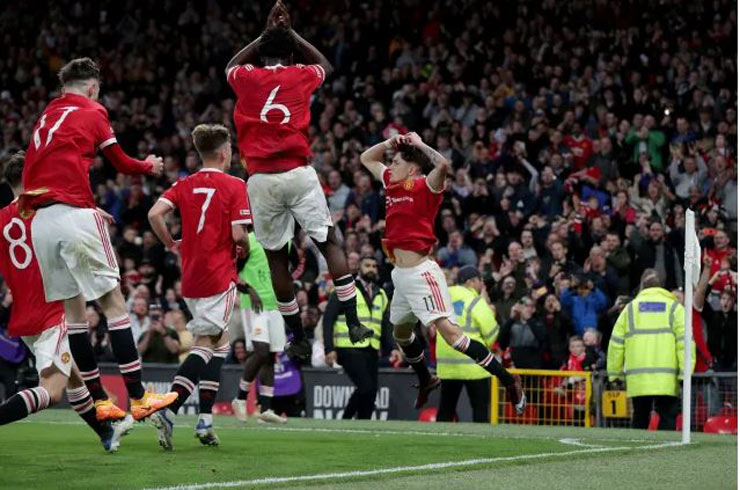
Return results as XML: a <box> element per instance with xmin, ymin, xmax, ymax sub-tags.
<box><xmin>403</xmin><ymin>179</ymin><xmax>414</xmax><ymax>191</ymax></box>
<box><xmin>61</xmin><ymin>352</ymin><xmax>71</xmax><ymax>363</ymax></box>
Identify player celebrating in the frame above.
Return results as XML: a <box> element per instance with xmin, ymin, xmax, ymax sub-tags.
<box><xmin>0</xmin><ymin>151</ymin><xmax>132</xmax><ymax>452</ymax></box>
<box><xmin>225</xmin><ymin>0</ymin><xmax>372</xmax><ymax>359</ymax></box>
<box><xmin>232</xmin><ymin>231</ymin><xmax>288</xmax><ymax>424</ymax></box>
<box><xmin>148</xmin><ymin>124</ymin><xmax>250</xmax><ymax>449</ymax></box>
<box><xmin>360</xmin><ymin>133</ymin><xmax>526</xmax><ymax>412</ymax></box>
<box><xmin>21</xmin><ymin>57</ymin><xmax>176</xmax><ymax>421</ymax></box>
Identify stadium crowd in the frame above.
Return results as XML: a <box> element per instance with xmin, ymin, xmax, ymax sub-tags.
<box><xmin>0</xmin><ymin>0</ymin><xmax>737</xmax><ymax>397</ymax></box>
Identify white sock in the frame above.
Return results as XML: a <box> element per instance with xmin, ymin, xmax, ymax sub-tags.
<box><xmin>199</xmin><ymin>413</ymin><xmax>213</xmax><ymax>425</ymax></box>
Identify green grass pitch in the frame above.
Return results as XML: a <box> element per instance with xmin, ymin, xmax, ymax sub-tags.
<box><xmin>0</xmin><ymin>410</ymin><xmax>735</xmax><ymax>490</ymax></box>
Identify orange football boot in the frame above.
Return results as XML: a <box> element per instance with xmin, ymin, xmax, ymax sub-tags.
<box><xmin>130</xmin><ymin>391</ymin><xmax>179</xmax><ymax>421</ymax></box>
<box><xmin>94</xmin><ymin>398</ymin><xmax>127</xmax><ymax>422</ymax></box>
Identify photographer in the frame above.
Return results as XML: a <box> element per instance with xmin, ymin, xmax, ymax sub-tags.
<box><xmin>137</xmin><ymin>305</ymin><xmax>180</xmax><ymax>364</ymax></box>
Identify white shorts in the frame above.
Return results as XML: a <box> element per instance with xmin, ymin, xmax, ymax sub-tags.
<box><xmin>247</xmin><ymin>166</ymin><xmax>333</xmax><ymax>251</ymax></box>
<box><xmin>184</xmin><ymin>283</ymin><xmax>237</xmax><ymax>336</ymax></box>
<box><xmin>22</xmin><ymin>324</ymin><xmax>72</xmax><ymax>377</ymax></box>
<box><xmin>390</xmin><ymin>259</ymin><xmax>455</xmax><ymax>327</ymax></box>
<box><xmin>241</xmin><ymin>309</ymin><xmax>286</xmax><ymax>353</ymax></box>
<box><xmin>31</xmin><ymin>204</ymin><xmax>119</xmax><ymax>302</ymax></box>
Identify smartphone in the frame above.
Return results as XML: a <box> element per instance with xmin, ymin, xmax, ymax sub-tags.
<box><xmin>149</xmin><ymin>304</ymin><xmax>162</xmax><ymax>323</ymax></box>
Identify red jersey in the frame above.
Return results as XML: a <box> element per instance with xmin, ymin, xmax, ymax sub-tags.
<box><xmin>563</xmin><ymin>135</ymin><xmax>593</xmax><ymax>171</ymax></box>
<box><xmin>693</xmin><ymin>307</ymin><xmax>713</xmax><ymax>372</ymax></box>
<box><xmin>22</xmin><ymin>93</ymin><xmax>121</xmax><ymax>210</ymax></box>
<box><xmin>381</xmin><ymin>169</ymin><xmax>443</xmax><ymax>259</ymax></box>
<box><xmin>0</xmin><ymin>201</ymin><xmax>64</xmax><ymax>336</ymax></box>
<box><xmin>160</xmin><ymin>169</ymin><xmax>251</xmax><ymax>298</ymax></box>
<box><xmin>227</xmin><ymin>63</ymin><xmax>325</xmax><ymax>175</ymax></box>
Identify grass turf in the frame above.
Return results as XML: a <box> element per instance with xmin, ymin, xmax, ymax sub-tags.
<box><xmin>0</xmin><ymin>410</ymin><xmax>734</xmax><ymax>490</ymax></box>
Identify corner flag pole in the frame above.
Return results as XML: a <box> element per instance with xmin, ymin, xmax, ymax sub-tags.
<box><xmin>682</xmin><ymin>209</ymin><xmax>698</xmax><ymax>444</ymax></box>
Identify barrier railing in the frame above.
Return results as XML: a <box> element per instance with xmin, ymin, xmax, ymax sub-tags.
<box><xmin>490</xmin><ymin>369</ymin><xmax>592</xmax><ymax>427</ymax></box>
<box><xmin>492</xmin><ymin>369</ymin><xmax>737</xmax><ymax>431</ymax></box>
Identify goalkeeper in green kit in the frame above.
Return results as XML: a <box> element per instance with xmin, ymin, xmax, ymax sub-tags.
<box><xmin>233</xmin><ymin>231</ymin><xmax>288</xmax><ymax>424</ymax></box>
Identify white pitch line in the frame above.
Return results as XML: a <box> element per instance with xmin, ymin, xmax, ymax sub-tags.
<box><xmin>144</xmin><ymin>440</ymin><xmax>682</xmax><ymax>490</ymax></box>
<box><xmin>21</xmin><ymin>418</ymin><xmax>683</xmax><ymax>445</ymax></box>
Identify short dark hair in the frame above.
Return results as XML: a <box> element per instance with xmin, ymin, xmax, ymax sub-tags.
<box><xmin>4</xmin><ymin>151</ymin><xmax>25</xmax><ymax>188</ymax></box>
<box><xmin>360</xmin><ymin>255</ymin><xmax>378</xmax><ymax>263</ymax></box>
<box><xmin>191</xmin><ymin>124</ymin><xmax>230</xmax><ymax>159</ymax></box>
<box><xmin>259</xmin><ymin>27</ymin><xmax>296</xmax><ymax>61</ymax></box>
<box><xmin>58</xmin><ymin>57</ymin><xmax>100</xmax><ymax>86</ymax></box>
<box><xmin>397</xmin><ymin>143</ymin><xmax>433</xmax><ymax>174</ymax></box>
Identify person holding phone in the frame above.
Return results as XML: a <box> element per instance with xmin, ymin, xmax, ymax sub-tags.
<box><xmin>136</xmin><ymin>304</ymin><xmax>180</xmax><ymax>364</ymax></box>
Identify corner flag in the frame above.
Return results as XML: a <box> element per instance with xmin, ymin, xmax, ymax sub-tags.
<box><xmin>682</xmin><ymin>209</ymin><xmax>700</xmax><ymax>444</ymax></box>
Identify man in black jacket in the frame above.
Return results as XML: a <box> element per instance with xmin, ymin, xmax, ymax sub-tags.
<box><xmin>629</xmin><ymin>219</ymin><xmax>683</xmax><ymax>291</ymax></box>
<box><xmin>499</xmin><ymin>297</ymin><xmax>547</xmax><ymax>369</ymax></box>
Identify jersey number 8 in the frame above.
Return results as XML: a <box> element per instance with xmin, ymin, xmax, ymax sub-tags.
<box><xmin>3</xmin><ymin>218</ymin><xmax>32</xmax><ymax>270</ymax></box>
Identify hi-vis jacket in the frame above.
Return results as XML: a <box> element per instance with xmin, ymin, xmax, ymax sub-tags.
<box><xmin>436</xmin><ymin>285</ymin><xmax>499</xmax><ymax>380</ymax></box>
<box><xmin>607</xmin><ymin>287</ymin><xmax>695</xmax><ymax>397</ymax></box>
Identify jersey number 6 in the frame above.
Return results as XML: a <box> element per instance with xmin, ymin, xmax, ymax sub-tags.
<box><xmin>260</xmin><ymin>86</ymin><xmax>291</xmax><ymax>124</ymax></box>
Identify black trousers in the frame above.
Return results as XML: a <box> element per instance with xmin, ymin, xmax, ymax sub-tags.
<box><xmin>632</xmin><ymin>395</ymin><xmax>679</xmax><ymax>430</ymax></box>
<box><xmin>437</xmin><ymin>378</ymin><xmax>491</xmax><ymax>423</ymax></box>
<box><xmin>336</xmin><ymin>347</ymin><xmax>378</xmax><ymax>420</ymax></box>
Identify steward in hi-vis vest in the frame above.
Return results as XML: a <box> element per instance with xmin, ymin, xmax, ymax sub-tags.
<box><xmin>607</xmin><ymin>269</ymin><xmax>695</xmax><ymax>430</ymax></box>
<box><xmin>436</xmin><ymin>266</ymin><xmax>499</xmax><ymax>423</ymax></box>
<box><xmin>323</xmin><ymin>256</ymin><xmax>397</xmax><ymax>419</ymax></box>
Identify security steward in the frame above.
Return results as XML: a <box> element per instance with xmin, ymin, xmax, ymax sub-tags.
<box><xmin>607</xmin><ymin>268</ymin><xmax>695</xmax><ymax>430</ymax></box>
<box><xmin>323</xmin><ymin>256</ymin><xmax>398</xmax><ymax>419</ymax></box>
<box><xmin>436</xmin><ymin>265</ymin><xmax>499</xmax><ymax>423</ymax></box>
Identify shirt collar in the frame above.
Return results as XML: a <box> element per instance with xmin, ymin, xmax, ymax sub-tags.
<box><xmin>198</xmin><ymin>168</ymin><xmax>223</xmax><ymax>173</ymax></box>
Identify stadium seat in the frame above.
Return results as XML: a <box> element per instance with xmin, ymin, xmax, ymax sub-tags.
<box><xmin>703</xmin><ymin>416</ymin><xmax>737</xmax><ymax>434</ymax></box>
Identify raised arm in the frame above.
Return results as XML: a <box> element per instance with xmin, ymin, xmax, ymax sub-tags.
<box><xmin>360</xmin><ymin>137</ymin><xmax>395</xmax><ymax>181</ymax></box>
<box><xmin>225</xmin><ymin>36</ymin><xmax>262</xmax><ymax>75</ymax></box>
<box><xmin>225</xmin><ymin>0</ymin><xmax>286</xmax><ymax>74</ymax></box>
<box><xmin>404</xmin><ymin>132</ymin><xmax>450</xmax><ymax>192</ymax></box>
<box><xmin>290</xmin><ymin>30</ymin><xmax>334</xmax><ymax>78</ymax></box>
<box><xmin>693</xmin><ymin>254</ymin><xmax>712</xmax><ymax>311</ymax></box>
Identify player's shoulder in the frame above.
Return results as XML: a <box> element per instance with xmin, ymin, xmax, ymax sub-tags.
<box><xmin>0</xmin><ymin>201</ymin><xmax>21</xmax><ymax>229</ymax></box>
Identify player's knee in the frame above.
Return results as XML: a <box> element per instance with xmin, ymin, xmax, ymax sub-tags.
<box><xmin>393</xmin><ymin>324</ymin><xmax>414</xmax><ymax>345</ymax></box>
<box><xmin>40</xmin><ymin>374</ymin><xmax>66</xmax><ymax>405</ymax></box>
<box><xmin>435</xmin><ymin>318</ymin><xmax>462</xmax><ymax>345</ymax></box>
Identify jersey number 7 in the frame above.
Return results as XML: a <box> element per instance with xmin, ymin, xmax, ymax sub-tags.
<box><xmin>193</xmin><ymin>188</ymin><xmax>216</xmax><ymax>234</ymax></box>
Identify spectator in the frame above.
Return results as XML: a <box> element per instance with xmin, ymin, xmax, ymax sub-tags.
<box><xmin>539</xmin><ymin>293</ymin><xmax>573</xmax><ymax>369</ymax></box>
<box><xmin>603</xmin><ymin>232</ymin><xmax>632</xmax><ymax>296</ymax></box>
<box><xmin>559</xmin><ymin>275</ymin><xmax>608</xmax><ymax>335</ymax></box>
<box><xmin>129</xmin><ymin>297</ymin><xmax>150</xmax><ymax>342</ymax></box>
<box><xmin>582</xmin><ymin>328</ymin><xmax>606</xmax><ymax>371</ymax></box>
<box><xmin>438</xmin><ymin>230</ymin><xmax>477</xmax><ymax>268</ymax></box>
<box><xmin>629</xmin><ymin>219</ymin><xmax>683</xmax><ymax>291</ymax></box>
<box><xmin>499</xmin><ymin>297</ymin><xmax>547</xmax><ymax>369</ymax></box>
<box><xmin>167</xmin><ymin>310</ymin><xmax>193</xmax><ymax>363</ymax></box>
<box><xmin>137</xmin><ymin>306</ymin><xmax>180</xmax><ymax>364</ymax></box>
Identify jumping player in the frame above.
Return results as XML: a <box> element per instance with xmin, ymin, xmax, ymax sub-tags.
<box><xmin>148</xmin><ymin>124</ymin><xmax>250</xmax><ymax>449</ymax></box>
<box><xmin>20</xmin><ymin>57</ymin><xmax>177</xmax><ymax>421</ymax></box>
<box><xmin>0</xmin><ymin>151</ymin><xmax>132</xmax><ymax>452</ymax></box>
<box><xmin>226</xmin><ymin>0</ymin><xmax>373</xmax><ymax>360</ymax></box>
<box><xmin>360</xmin><ymin>132</ymin><xmax>526</xmax><ymax>412</ymax></box>
<box><xmin>232</xmin><ymin>231</ymin><xmax>288</xmax><ymax>424</ymax></box>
